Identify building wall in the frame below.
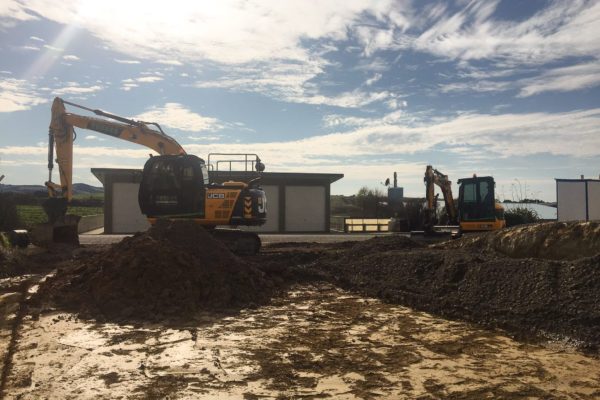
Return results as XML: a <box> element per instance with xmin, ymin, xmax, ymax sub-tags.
<box><xmin>588</xmin><ymin>181</ymin><xmax>600</xmax><ymax>221</ymax></box>
<box><xmin>112</xmin><ymin>182</ymin><xmax>150</xmax><ymax>233</ymax></box>
<box><xmin>285</xmin><ymin>186</ymin><xmax>326</xmax><ymax>231</ymax></box>
<box><xmin>557</xmin><ymin>180</ymin><xmax>600</xmax><ymax>222</ymax></box>
<box><xmin>94</xmin><ymin>170</ymin><xmax>341</xmax><ymax>233</ymax></box>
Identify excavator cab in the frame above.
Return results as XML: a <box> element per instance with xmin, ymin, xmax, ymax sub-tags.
<box><xmin>457</xmin><ymin>176</ymin><xmax>505</xmax><ymax>232</ymax></box>
<box><xmin>139</xmin><ymin>153</ymin><xmax>268</xmax><ymax>227</ymax></box>
<box><xmin>139</xmin><ymin>155</ymin><xmax>208</xmax><ymax>218</ymax></box>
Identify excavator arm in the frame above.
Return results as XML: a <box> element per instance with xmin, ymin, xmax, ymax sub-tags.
<box><xmin>47</xmin><ymin>97</ymin><xmax>186</xmax><ymax>201</ymax></box>
<box><xmin>32</xmin><ymin>97</ymin><xmax>188</xmax><ymax>246</ymax></box>
<box><xmin>424</xmin><ymin>165</ymin><xmax>459</xmax><ymax>230</ymax></box>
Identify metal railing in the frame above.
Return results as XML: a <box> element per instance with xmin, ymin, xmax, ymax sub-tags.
<box><xmin>207</xmin><ymin>153</ymin><xmax>262</xmax><ymax>172</ymax></box>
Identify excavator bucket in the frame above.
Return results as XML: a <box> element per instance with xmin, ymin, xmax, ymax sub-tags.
<box><xmin>29</xmin><ymin>198</ymin><xmax>80</xmax><ymax>246</ymax></box>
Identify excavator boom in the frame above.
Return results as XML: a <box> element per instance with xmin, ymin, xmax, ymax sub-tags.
<box><xmin>424</xmin><ymin>165</ymin><xmax>458</xmax><ymax>232</ymax></box>
<box><xmin>47</xmin><ymin>97</ymin><xmax>185</xmax><ymax>201</ymax></box>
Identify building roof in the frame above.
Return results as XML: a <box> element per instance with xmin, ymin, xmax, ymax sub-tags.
<box><xmin>555</xmin><ymin>178</ymin><xmax>600</xmax><ymax>182</ymax></box>
<box><xmin>91</xmin><ymin>168</ymin><xmax>142</xmax><ymax>185</ymax></box>
<box><xmin>91</xmin><ymin>168</ymin><xmax>344</xmax><ymax>187</ymax></box>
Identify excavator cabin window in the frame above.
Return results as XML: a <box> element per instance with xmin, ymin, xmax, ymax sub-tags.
<box><xmin>138</xmin><ymin>155</ymin><xmax>206</xmax><ymax>218</ymax></box>
<box><xmin>458</xmin><ymin>177</ymin><xmax>495</xmax><ymax>222</ymax></box>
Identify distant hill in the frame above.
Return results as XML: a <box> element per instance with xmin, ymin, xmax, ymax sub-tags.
<box><xmin>72</xmin><ymin>183</ymin><xmax>104</xmax><ymax>195</ymax></box>
<box><xmin>0</xmin><ymin>183</ymin><xmax>103</xmax><ymax>195</ymax></box>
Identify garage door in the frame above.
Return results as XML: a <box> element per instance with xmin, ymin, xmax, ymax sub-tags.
<box><xmin>285</xmin><ymin>186</ymin><xmax>325</xmax><ymax>232</ymax></box>
<box><xmin>112</xmin><ymin>182</ymin><xmax>151</xmax><ymax>233</ymax></box>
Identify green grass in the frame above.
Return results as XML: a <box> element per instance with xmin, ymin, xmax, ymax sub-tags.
<box><xmin>16</xmin><ymin>205</ymin><xmax>103</xmax><ymax>228</ymax></box>
<box><xmin>72</xmin><ymin>193</ymin><xmax>104</xmax><ymax>200</ymax></box>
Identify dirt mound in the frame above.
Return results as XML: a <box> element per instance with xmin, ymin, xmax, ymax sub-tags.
<box><xmin>39</xmin><ymin>220</ymin><xmax>273</xmax><ymax>321</ymax></box>
<box><xmin>310</xmin><ymin>242</ymin><xmax>600</xmax><ymax>351</ymax></box>
<box><xmin>0</xmin><ymin>246</ymin><xmax>23</xmax><ymax>277</ymax></box>
<box><xmin>346</xmin><ymin>234</ymin><xmax>424</xmax><ymax>254</ymax></box>
<box><xmin>443</xmin><ymin>221</ymin><xmax>600</xmax><ymax>260</ymax></box>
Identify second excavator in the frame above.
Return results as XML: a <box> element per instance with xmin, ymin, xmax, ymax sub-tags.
<box><xmin>32</xmin><ymin>97</ymin><xmax>267</xmax><ymax>254</ymax></box>
<box><xmin>422</xmin><ymin>165</ymin><xmax>506</xmax><ymax>235</ymax></box>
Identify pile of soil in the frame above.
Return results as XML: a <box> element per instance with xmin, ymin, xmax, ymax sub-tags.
<box><xmin>0</xmin><ymin>246</ymin><xmax>23</xmax><ymax>278</ymax></box>
<box><xmin>39</xmin><ymin>220</ymin><xmax>274</xmax><ymax>321</ymax></box>
<box><xmin>305</xmin><ymin>234</ymin><xmax>600</xmax><ymax>351</ymax></box>
<box><xmin>442</xmin><ymin>221</ymin><xmax>600</xmax><ymax>260</ymax></box>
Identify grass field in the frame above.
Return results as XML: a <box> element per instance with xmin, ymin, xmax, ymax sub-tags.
<box><xmin>16</xmin><ymin>205</ymin><xmax>103</xmax><ymax>228</ymax></box>
<box><xmin>72</xmin><ymin>193</ymin><xmax>104</xmax><ymax>200</ymax></box>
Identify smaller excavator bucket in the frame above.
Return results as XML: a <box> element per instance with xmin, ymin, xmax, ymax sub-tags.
<box><xmin>29</xmin><ymin>198</ymin><xmax>80</xmax><ymax>246</ymax></box>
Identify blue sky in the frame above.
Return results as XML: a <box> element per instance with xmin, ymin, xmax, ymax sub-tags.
<box><xmin>0</xmin><ymin>0</ymin><xmax>599</xmax><ymax>201</ymax></box>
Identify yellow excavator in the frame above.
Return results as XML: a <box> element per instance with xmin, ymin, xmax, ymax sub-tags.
<box><xmin>30</xmin><ymin>97</ymin><xmax>267</xmax><ymax>254</ymax></box>
<box><xmin>423</xmin><ymin>165</ymin><xmax>505</xmax><ymax>235</ymax></box>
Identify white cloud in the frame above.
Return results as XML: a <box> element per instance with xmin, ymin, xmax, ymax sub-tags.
<box><xmin>120</xmin><ymin>83</ymin><xmax>138</xmax><ymax>91</ymax></box>
<box><xmin>156</xmin><ymin>59</ymin><xmax>183</xmax><ymax>66</ymax></box>
<box><xmin>196</xmin><ymin>67</ymin><xmax>391</xmax><ymax>108</ymax></box>
<box><xmin>414</xmin><ymin>0</ymin><xmax>600</xmax><ymax>66</ymax></box>
<box><xmin>136</xmin><ymin>76</ymin><xmax>163</xmax><ymax>83</ymax></box>
<box><xmin>365</xmin><ymin>73</ymin><xmax>382</xmax><ymax>86</ymax></box>
<box><xmin>150</xmin><ymin>108</ymin><xmax>600</xmax><ymax>172</ymax></box>
<box><xmin>62</xmin><ymin>54</ymin><xmax>80</xmax><ymax>61</ymax></box>
<box><xmin>43</xmin><ymin>44</ymin><xmax>63</xmax><ymax>52</ymax></box>
<box><xmin>0</xmin><ymin>78</ymin><xmax>47</xmax><ymax>112</ymax></box>
<box><xmin>0</xmin><ymin>1</ymin><xmax>407</xmax><ymax>64</ymax></box>
<box><xmin>518</xmin><ymin>61</ymin><xmax>600</xmax><ymax>97</ymax></box>
<box><xmin>2</xmin><ymin>0</ymin><xmax>599</xmax><ymax>102</ymax></box>
<box><xmin>0</xmin><ymin>1</ymin><xmax>38</xmax><ymax>27</ymax></box>
<box><xmin>0</xmin><ymin>1</ymin><xmax>413</xmax><ymax>106</ymax></box>
<box><xmin>84</xmin><ymin>135</ymin><xmax>105</xmax><ymax>141</ymax></box>
<box><xmin>2</xmin><ymin>108</ymin><xmax>598</xmax><ymax>197</ymax></box>
<box><xmin>187</xmin><ymin>135</ymin><xmax>221</xmax><ymax>142</ymax></box>
<box><xmin>134</xmin><ymin>103</ymin><xmax>223</xmax><ymax>132</ymax></box>
<box><xmin>120</xmin><ymin>75</ymin><xmax>163</xmax><ymax>90</ymax></box>
<box><xmin>53</xmin><ymin>84</ymin><xmax>103</xmax><ymax>96</ymax></box>
<box><xmin>440</xmin><ymin>80</ymin><xmax>513</xmax><ymax>94</ymax></box>
<box><xmin>0</xmin><ymin>145</ymin><xmax>150</xmax><ymax>159</ymax></box>
<box><xmin>21</xmin><ymin>45</ymin><xmax>40</xmax><ymax>51</ymax></box>
<box><xmin>29</xmin><ymin>35</ymin><xmax>45</xmax><ymax>42</ymax></box>
<box><xmin>114</xmin><ymin>59</ymin><xmax>140</xmax><ymax>64</ymax></box>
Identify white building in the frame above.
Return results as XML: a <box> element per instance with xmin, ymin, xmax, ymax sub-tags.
<box><xmin>555</xmin><ymin>178</ymin><xmax>600</xmax><ymax>222</ymax></box>
<box><xmin>92</xmin><ymin>168</ymin><xmax>343</xmax><ymax>233</ymax></box>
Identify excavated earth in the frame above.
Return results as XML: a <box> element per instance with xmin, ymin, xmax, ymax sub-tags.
<box><xmin>305</xmin><ymin>237</ymin><xmax>600</xmax><ymax>351</ymax></box>
<box><xmin>37</xmin><ymin>220</ymin><xmax>274</xmax><ymax>321</ymax></box>
<box><xmin>30</xmin><ymin>220</ymin><xmax>600</xmax><ymax>348</ymax></box>
<box><xmin>1</xmin><ymin>220</ymin><xmax>599</xmax><ymax>398</ymax></box>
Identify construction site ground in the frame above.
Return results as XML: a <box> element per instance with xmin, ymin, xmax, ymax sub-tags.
<box><xmin>1</xmin><ymin>221</ymin><xmax>599</xmax><ymax>399</ymax></box>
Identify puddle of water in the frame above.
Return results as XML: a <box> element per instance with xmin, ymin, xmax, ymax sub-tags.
<box><xmin>3</xmin><ymin>283</ymin><xmax>600</xmax><ymax>399</ymax></box>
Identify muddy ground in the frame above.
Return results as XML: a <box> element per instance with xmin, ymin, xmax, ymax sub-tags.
<box><xmin>0</xmin><ymin>221</ymin><xmax>599</xmax><ymax>398</ymax></box>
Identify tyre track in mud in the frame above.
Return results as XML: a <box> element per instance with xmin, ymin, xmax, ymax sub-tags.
<box><xmin>0</xmin><ymin>276</ymin><xmax>40</xmax><ymax>397</ymax></box>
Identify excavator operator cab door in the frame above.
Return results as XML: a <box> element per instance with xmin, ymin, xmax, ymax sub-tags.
<box><xmin>457</xmin><ymin>177</ymin><xmax>496</xmax><ymax>224</ymax></box>
<box><xmin>139</xmin><ymin>155</ymin><xmax>207</xmax><ymax>218</ymax></box>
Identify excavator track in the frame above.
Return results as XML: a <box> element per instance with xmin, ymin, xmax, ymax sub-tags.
<box><xmin>211</xmin><ymin>229</ymin><xmax>261</xmax><ymax>256</ymax></box>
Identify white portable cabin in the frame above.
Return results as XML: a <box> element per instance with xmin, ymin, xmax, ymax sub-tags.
<box><xmin>556</xmin><ymin>178</ymin><xmax>600</xmax><ymax>222</ymax></box>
